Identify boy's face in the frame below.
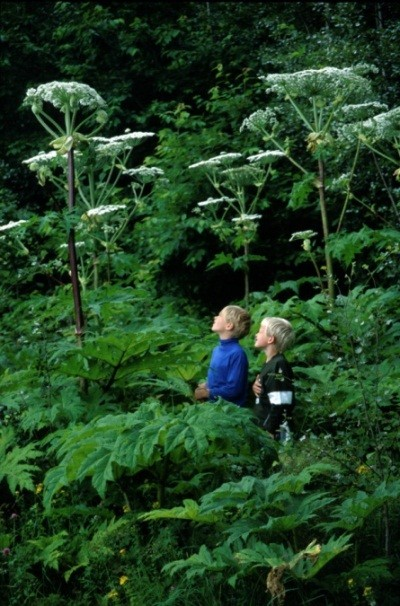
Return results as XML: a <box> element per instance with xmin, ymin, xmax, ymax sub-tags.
<box><xmin>211</xmin><ymin>308</ymin><xmax>233</xmax><ymax>338</ymax></box>
<box><xmin>254</xmin><ymin>321</ymin><xmax>272</xmax><ymax>350</ymax></box>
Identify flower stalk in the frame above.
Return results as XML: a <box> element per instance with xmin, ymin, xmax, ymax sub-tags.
<box><xmin>67</xmin><ymin>149</ymin><xmax>85</xmax><ymax>343</ymax></box>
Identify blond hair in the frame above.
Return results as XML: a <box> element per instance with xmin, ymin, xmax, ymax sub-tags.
<box><xmin>223</xmin><ymin>305</ymin><xmax>251</xmax><ymax>339</ymax></box>
<box><xmin>262</xmin><ymin>317</ymin><xmax>295</xmax><ymax>353</ymax></box>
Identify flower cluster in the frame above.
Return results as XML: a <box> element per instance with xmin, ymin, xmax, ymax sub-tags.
<box><xmin>123</xmin><ymin>166</ymin><xmax>165</xmax><ymax>182</ymax></box>
<box><xmin>198</xmin><ymin>197</ymin><xmax>234</xmax><ymax>207</ymax></box>
<box><xmin>247</xmin><ymin>150</ymin><xmax>285</xmax><ymax>163</ymax></box>
<box><xmin>189</xmin><ymin>152</ymin><xmax>242</xmax><ymax>170</ymax></box>
<box><xmin>232</xmin><ymin>214</ymin><xmax>262</xmax><ymax>222</ymax></box>
<box><xmin>0</xmin><ymin>220</ymin><xmax>28</xmax><ymax>232</ymax></box>
<box><xmin>261</xmin><ymin>66</ymin><xmax>374</xmax><ymax>104</ymax></box>
<box><xmin>92</xmin><ymin>132</ymin><xmax>155</xmax><ymax>156</ymax></box>
<box><xmin>289</xmin><ymin>230</ymin><xmax>318</xmax><ymax>242</ymax></box>
<box><xmin>22</xmin><ymin>150</ymin><xmax>67</xmax><ymax>174</ymax></box>
<box><xmin>22</xmin><ymin>150</ymin><xmax>58</xmax><ymax>165</ymax></box>
<box><xmin>240</xmin><ymin>108</ymin><xmax>278</xmax><ymax>134</ymax></box>
<box><xmin>339</xmin><ymin>102</ymin><xmax>388</xmax><ymax>123</ymax></box>
<box><xmin>339</xmin><ymin>107</ymin><xmax>400</xmax><ymax>144</ymax></box>
<box><xmin>24</xmin><ymin>81</ymin><xmax>107</xmax><ymax>113</ymax></box>
<box><xmin>84</xmin><ymin>205</ymin><xmax>126</xmax><ymax>218</ymax></box>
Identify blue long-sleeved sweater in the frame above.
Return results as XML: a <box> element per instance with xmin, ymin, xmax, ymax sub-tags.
<box><xmin>206</xmin><ymin>338</ymin><xmax>249</xmax><ymax>407</ymax></box>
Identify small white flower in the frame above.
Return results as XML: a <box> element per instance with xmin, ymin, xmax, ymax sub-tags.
<box><xmin>59</xmin><ymin>241</ymin><xmax>85</xmax><ymax>249</ymax></box>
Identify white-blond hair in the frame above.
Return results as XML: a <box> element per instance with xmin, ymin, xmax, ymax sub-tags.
<box><xmin>262</xmin><ymin>317</ymin><xmax>295</xmax><ymax>352</ymax></box>
<box><xmin>223</xmin><ymin>305</ymin><xmax>251</xmax><ymax>339</ymax></box>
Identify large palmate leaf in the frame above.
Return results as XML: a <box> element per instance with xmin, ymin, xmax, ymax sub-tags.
<box><xmin>43</xmin><ymin>400</ymin><xmax>273</xmax><ymax>508</ymax></box>
<box><xmin>0</xmin><ymin>427</ymin><xmax>42</xmax><ymax>493</ymax></box>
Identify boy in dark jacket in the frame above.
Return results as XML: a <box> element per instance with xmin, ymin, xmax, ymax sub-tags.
<box><xmin>252</xmin><ymin>317</ymin><xmax>295</xmax><ymax>440</ymax></box>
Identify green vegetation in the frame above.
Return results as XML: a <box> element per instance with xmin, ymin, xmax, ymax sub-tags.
<box><xmin>0</xmin><ymin>2</ymin><xmax>399</xmax><ymax>604</ymax></box>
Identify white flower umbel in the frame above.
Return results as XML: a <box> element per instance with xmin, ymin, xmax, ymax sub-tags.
<box><xmin>339</xmin><ymin>102</ymin><xmax>388</xmax><ymax>122</ymax></box>
<box><xmin>289</xmin><ymin>230</ymin><xmax>317</xmax><ymax>241</ymax></box>
<box><xmin>340</xmin><ymin>107</ymin><xmax>400</xmax><ymax>144</ymax></box>
<box><xmin>123</xmin><ymin>166</ymin><xmax>164</xmax><ymax>181</ymax></box>
<box><xmin>22</xmin><ymin>151</ymin><xmax>58</xmax><ymax>165</ymax></box>
<box><xmin>24</xmin><ymin>81</ymin><xmax>107</xmax><ymax>113</ymax></box>
<box><xmin>22</xmin><ymin>150</ymin><xmax>66</xmax><ymax>171</ymax></box>
<box><xmin>85</xmin><ymin>204</ymin><xmax>126</xmax><ymax>218</ymax></box>
<box><xmin>232</xmin><ymin>214</ymin><xmax>262</xmax><ymax>222</ymax></box>
<box><xmin>247</xmin><ymin>150</ymin><xmax>285</xmax><ymax>163</ymax></box>
<box><xmin>240</xmin><ymin>109</ymin><xmax>279</xmax><ymax>134</ymax></box>
<box><xmin>189</xmin><ymin>152</ymin><xmax>242</xmax><ymax>170</ymax></box>
<box><xmin>198</xmin><ymin>197</ymin><xmax>234</xmax><ymax>207</ymax></box>
<box><xmin>92</xmin><ymin>133</ymin><xmax>155</xmax><ymax>156</ymax></box>
<box><xmin>0</xmin><ymin>220</ymin><xmax>28</xmax><ymax>232</ymax></box>
<box><xmin>261</xmin><ymin>66</ymin><xmax>376</xmax><ymax>104</ymax></box>
<box><xmin>23</xmin><ymin>81</ymin><xmax>109</xmax><ymax>142</ymax></box>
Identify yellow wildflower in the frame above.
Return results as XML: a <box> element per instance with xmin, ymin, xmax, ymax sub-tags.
<box><xmin>363</xmin><ymin>586</ymin><xmax>373</xmax><ymax>597</ymax></box>
<box><xmin>107</xmin><ymin>589</ymin><xmax>118</xmax><ymax>600</ymax></box>
<box><xmin>356</xmin><ymin>464</ymin><xmax>370</xmax><ymax>474</ymax></box>
<box><xmin>119</xmin><ymin>548</ymin><xmax>126</xmax><ymax>556</ymax></box>
<box><xmin>35</xmin><ymin>483</ymin><xmax>43</xmax><ymax>495</ymax></box>
<box><xmin>119</xmin><ymin>575</ymin><xmax>128</xmax><ymax>586</ymax></box>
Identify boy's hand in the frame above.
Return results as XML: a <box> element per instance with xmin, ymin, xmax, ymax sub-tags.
<box><xmin>194</xmin><ymin>382</ymin><xmax>209</xmax><ymax>401</ymax></box>
<box><xmin>252</xmin><ymin>375</ymin><xmax>262</xmax><ymax>397</ymax></box>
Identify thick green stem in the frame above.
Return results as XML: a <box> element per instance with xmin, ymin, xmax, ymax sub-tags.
<box><xmin>67</xmin><ymin>149</ymin><xmax>85</xmax><ymax>344</ymax></box>
<box><xmin>244</xmin><ymin>241</ymin><xmax>249</xmax><ymax>308</ymax></box>
<box><xmin>317</xmin><ymin>159</ymin><xmax>335</xmax><ymax>301</ymax></box>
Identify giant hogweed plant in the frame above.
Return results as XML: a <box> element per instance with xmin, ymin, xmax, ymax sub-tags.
<box><xmin>22</xmin><ymin>82</ymin><xmax>107</xmax><ymax>343</ymax></box>
<box><xmin>22</xmin><ymin>81</ymin><xmax>163</xmax><ymax>337</ymax></box>
<box><xmin>189</xmin><ymin>149</ymin><xmax>285</xmax><ymax>306</ymax></box>
<box><xmin>241</xmin><ymin>65</ymin><xmax>400</xmax><ymax>301</ymax></box>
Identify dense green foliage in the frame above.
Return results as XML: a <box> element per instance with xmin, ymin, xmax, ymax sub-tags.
<box><xmin>0</xmin><ymin>2</ymin><xmax>399</xmax><ymax>605</ymax></box>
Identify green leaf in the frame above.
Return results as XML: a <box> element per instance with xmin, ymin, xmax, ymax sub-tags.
<box><xmin>0</xmin><ymin>428</ymin><xmax>42</xmax><ymax>493</ymax></box>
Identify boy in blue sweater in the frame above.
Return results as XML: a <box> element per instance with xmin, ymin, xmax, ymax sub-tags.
<box><xmin>194</xmin><ymin>305</ymin><xmax>251</xmax><ymax>407</ymax></box>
